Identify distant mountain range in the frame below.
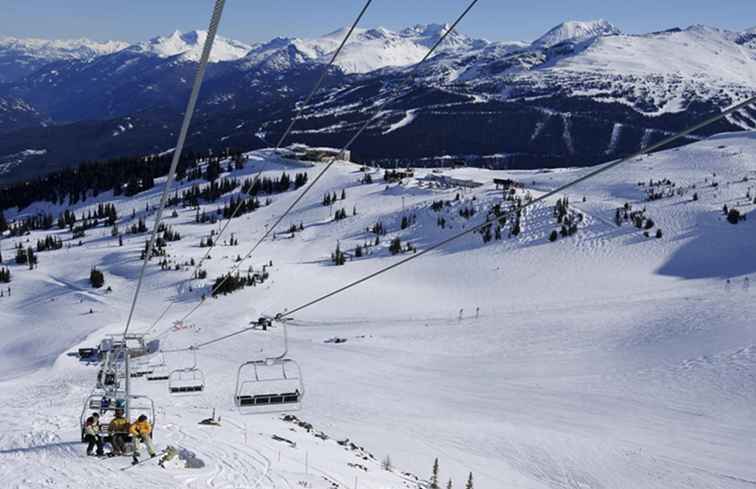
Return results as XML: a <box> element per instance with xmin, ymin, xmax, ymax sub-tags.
<box><xmin>1</xmin><ymin>20</ymin><xmax>755</xmax><ymax>183</ymax></box>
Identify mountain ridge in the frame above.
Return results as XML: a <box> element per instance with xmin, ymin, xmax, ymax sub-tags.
<box><xmin>0</xmin><ymin>20</ymin><xmax>754</xmax><ymax>183</ymax></box>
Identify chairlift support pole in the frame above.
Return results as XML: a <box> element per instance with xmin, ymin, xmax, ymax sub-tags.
<box><xmin>125</xmin><ymin>346</ymin><xmax>131</xmax><ymax>421</ymax></box>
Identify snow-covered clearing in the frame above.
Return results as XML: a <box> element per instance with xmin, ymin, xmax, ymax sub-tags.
<box><xmin>1</xmin><ymin>133</ymin><xmax>756</xmax><ymax>488</ymax></box>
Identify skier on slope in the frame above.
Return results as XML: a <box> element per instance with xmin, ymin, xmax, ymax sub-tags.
<box><xmin>130</xmin><ymin>414</ymin><xmax>157</xmax><ymax>465</ymax></box>
<box><xmin>83</xmin><ymin>416</ymin><xmax>104</xmax><ymax>456</ymax></box>
<box><xmin>108</xmin><ymin>408</ymin><xmax>130</xmax><ymax>456</ymax></box>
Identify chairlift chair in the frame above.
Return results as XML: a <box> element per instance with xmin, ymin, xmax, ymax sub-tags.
<box><xmin>234</xmin><ymin>357</ymin><xmax>304</xmax><ymax>413</ymax></box>
<box><xmin>233</xmin><ymin>318</ymin><xmax>304</xmax><ymax>413</ymax></box>
<box><xmin>80</xmin><ymin>393</ymin><xmax>155</xmax><ymax>442</ymax></box>
<box><xmin>146</xmin><ymin>352</ymin><xmax>170</xmax><ymax>381</ymax></box>
<box><xmin>167</xmin><ymin>349</ymin><xmax>206</xmax><ymax>395</ymax></box>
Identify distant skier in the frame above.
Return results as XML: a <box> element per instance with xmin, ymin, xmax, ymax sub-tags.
<box><xmin>745</xmin><ymin>277</ymin><xmax>751</xmax><ymax>291</ymax></box>
<box><xmin>475</xmin><ymin>307</ymin><xmax>480</xmax><ymax>319</ymax></box>
<box><xmin>130</xmin><ymin>414</ymin><xmax>157</xmax><ymax>465</ymax></box>
<box><xmin>83</xmin><ymin>416</ymin><xmax>104</xmax><ymax>456</ymax></box>
<box><xmin>108</xmin><ymin>408</ymin><xmax>130</xmax><ymax>456</ymax></box>
<box><xmin>725</xmin><ymin>279</ymin><xmax>732</xmax><ymax>292</ymax></box>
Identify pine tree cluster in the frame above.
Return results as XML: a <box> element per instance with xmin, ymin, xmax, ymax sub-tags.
<box><xmin>37</xmin><ymin>235</ymin><xmax>63</xmax><ymax>252</ymax></box>
<box><xmin>211</xmin><ymin>272</ymin><xmax>260</xmax><ymax>296</ymax></box>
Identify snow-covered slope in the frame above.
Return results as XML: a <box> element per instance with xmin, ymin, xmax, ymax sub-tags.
<box><xmin>0</xmin><ymin>35</ymin><xmax>127</xmax><ymax>61</ymax></box>
<box><xmin>126</xmin><ymin>30</ymin><xmax>252</xmax><ymax>62</ymax></box>
<box><xmin>0</xmin><ymin>36</ymin><xmax>128</xmax><ymax>83</ymax></box>
<box><xmin>532</xmin><ymin>19</ymin><xmax>621</xmax><ymax>48</ymax></box>
<box><xmin>293</xmin><ymin>23</ymin><xmax>485</xmax><ymax>73</ymax></box>
<box><xmin>1</xmin><ymin>133</ymin><xmax>756</xmax><ymax>488</ymax></box>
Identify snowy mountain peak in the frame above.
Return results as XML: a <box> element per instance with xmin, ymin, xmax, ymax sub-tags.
<box><xmin>533</xmin><ymin>19</ymin><xmax>621</xmax><ymax>48</ymax></box>
<box><xmin>129</xmin><ymin>30</ymin><xmax>252</xmax><ymax>62</ymax></box>
<box><xmin>0</xmin><ymin>35</ymin><xmax>128</xmax><ymax>60</ymax></box>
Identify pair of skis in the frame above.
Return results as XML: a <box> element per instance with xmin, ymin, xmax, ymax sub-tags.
<box><xmin>119</xmin><ymin>451</ymin><xmax>165</xmax><ymax>471</ymax></box>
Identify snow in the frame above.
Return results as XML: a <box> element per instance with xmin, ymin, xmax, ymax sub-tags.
<box><xmin>532</xmin><ymin>20</ymin><xmax>621</xmax><ymax>48</ymax></box>
<box><xmin>383</xmin><ymin>109</ymin><xmax>418</xmax><ymax>134</ymax></box>
<box><xmin>0</xmin><ymin>149</ymin><xmax>47</xmax><ymax>176</ymax></box>
<box><xmin>289</xmin><ymin>24</ymin><xmax>481</xmax><ymax>74</ymax></box>
<box><xmin>1</xmin><ymin>130</ymin><xmax>756</xmax><ymax>489</ymax></box>
<box><xmin>0</xmin><ymin>35</ymin><xmax>128</xmax><ymax>60</ymax></box>
<box><xmin>552</xmin><ymin>26</ymin><xmax>756</xmax><ymax>86</ymax></box>
<box><xmin>128</xmin><ymin>30</ymin><xmax>252</xmax><ymax>62</ymax></box>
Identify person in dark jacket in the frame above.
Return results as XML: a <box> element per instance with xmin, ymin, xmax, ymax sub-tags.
<box><xmin>83</xmin><ymin>416</ymin><xmax>104</xmax><ymax>456</ymax></box>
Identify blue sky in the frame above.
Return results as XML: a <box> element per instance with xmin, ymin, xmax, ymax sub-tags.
<box><xmin>4</xmin><ymin>0</ymin><xmax>755</xmax><ymax>43</ymax></box>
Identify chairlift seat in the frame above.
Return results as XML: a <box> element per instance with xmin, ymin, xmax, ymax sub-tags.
<box><xmin>168</xmin><ymin>367</ymin><xmax>206</xmax><ymax>396</ymax></box>
<box><xmin>170</xmin><ymin>384</ymin><xmax>205</xmax><ymax>394</ymax></box>
<box><xmin>236</xmin><ymin>391</ymin><xmax>300</xmax><ymax>407</ymax></box>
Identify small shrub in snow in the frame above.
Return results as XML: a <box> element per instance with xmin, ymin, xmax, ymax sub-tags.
<box><xmin>727</xmin><ymin>208</ymin><xmax>742</xmax><ymax>225</ymax></box>
<box><xmin>90</xmin><ymin>268</ymin><xmax>105</xmax><ymax>288</ymax></box>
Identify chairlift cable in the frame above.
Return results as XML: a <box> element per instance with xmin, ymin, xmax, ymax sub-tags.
<box><xmin>123</xmin><ymin>0</ymin><xmax>226</xmax><ymax>339</ymax></box>
<box><xmin>143</xmin><ymin>0</ymin><xmax>375</xmax><ymax>336</ymax></box>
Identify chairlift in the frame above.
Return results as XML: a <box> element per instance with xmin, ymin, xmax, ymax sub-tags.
<box><xmin>146</xmin><ymin>352</ymin><xmax>170</xmax><ymax>381</ymax></box>
<box><xmin>96</xmin><ymin>367</ymin><xmax>120</xmax><ymax>390</ymax></box>
<box><xmin>168</xmin><ymin>349</ymin><xmax>206</xmax><ymax>395</ymax></box>
<box><xmin>105</xmin><ymin>334</ymin><xmax>160</xmax><ymax>359</ymax></box>
<box><xmin>80</xmin><ymin>393</ymin><xmax>155</xmax><ymax>442</ymax></box>
<box><xmin>234</xmin><ymin>317</ymin><xmax>305</xmax><ymax>413</ymax></box>
<box><xmin>234</xmin><ymin>358</ymin><xmax>304</xmax><ymax>412</ymax></box>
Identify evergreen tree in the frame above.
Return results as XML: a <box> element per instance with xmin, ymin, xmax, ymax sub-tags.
<box><xmin>727</xmin><ymin>208</ymin><xmax>742</xmax><ymax>224</ymax></box>
<box><xmin>26</xmin><ymin>247</ymin><xmax>36</xmax><ymax>269</ymax></box>
<box><xmin>465</xmin><ymin>473</ymin><xmax>473</xmax><ymax>489</ymax></box>
<box><xmin>431</xmin><ymin>458</ymin><xmax>440</xmax><ymax>489</ymax></box>
<box><xmin>90</xmin><ymin>267</ymin><xmax>105</xmax><ymax>288</ymax></box>
<box><xmin>447</xmin><ymin>479</ymin><xmax>453</xmax><ymax>489</ymax></box>
<box><xmin>15</xmin><ymin>247</ymin><xmax>27</xmax><ymax>265</ymax></box>
<box><xmin>381</xmin><ymin>455</ymin><xmax>392</xmax><ymax>471</ymax></box>
<box><xmin>332</xmin><ymin>243</ymin><xmax>346</xmax><ymax>266</ymax></box>
<box><xmin>389</xmin><ymin>237</ymin><xmax>402</xmax><ymax>255</ymax></box>
<box><xmin>549</xmin><ymin>230</ymin><xmax>558</xmax><ymax>242</ymax></box>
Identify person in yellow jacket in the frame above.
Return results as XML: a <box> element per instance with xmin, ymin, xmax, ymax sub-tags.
<box><xmin>108</xmin><ymin>408</ymin><xmax>130</xmax><ymax>456</ymax></box>
<box><xmin>130</xmin><ymin>414</ymin><xmax>157</xmax><ymax>464</ymax></box>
